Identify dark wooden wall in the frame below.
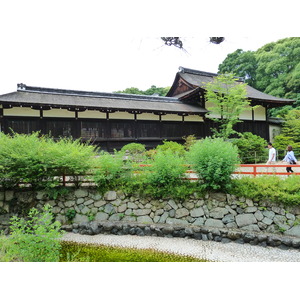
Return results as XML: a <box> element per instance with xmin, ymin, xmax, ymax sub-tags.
<box><xmin>2</xmin><ymin>116</ymin><xmax>269</xmax><ymax>151</ymax></box>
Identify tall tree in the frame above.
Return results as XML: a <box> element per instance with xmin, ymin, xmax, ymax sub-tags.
<box><xmin>218</xmin><ymin>49</ymin><xmax>257</xmax><ymax>87</ymax></box>
<box><xmin>273</xmin><ymin>109</ymin><xmax>300</xmax><ymax>151</ymax></box>
<box><xmin>218</xmin><ymin>37</ymin><xmax>300</xmax><ymax>117</ymax></box>
<box><xmin>255</xmin><ymin>38</ymin><xmax>300</xmax><ymax>99</ymax></box>
<box><xmin>205</xmin><ymin>73</ymin><xmax>249</xmax><ymax>140</ymax></box>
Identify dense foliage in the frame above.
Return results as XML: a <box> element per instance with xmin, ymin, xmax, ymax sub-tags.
<box><xmin>232</xmin><ymin>132</ymin><xmax>267</xmax><ymax>163</ymax></box>
<box><xmin>204</xmin><ymin>73</ymin><xmax>249</xmax><ymax>140</ymax></box>
<box><xmin>273</xmin><ymin>109</ymin><xmax>300</xmax><ymax>153</ymax></box>
<box><xmin>93</xmin><ymin>152</ymin><xmax>126</xmax><ymax>192</ymax></box>
<box><xmin>188</xmin><ymin>138</ymin><xmax>240</xmax><ymax>191</ymax></box>
<box><xmin>114</xmin><ymin>85</ymin><xmax>170</xmax><ymax>97</ymax></box>
<box><xmin>1</xmin><ymin>133</ymin><xmax>300</xmax><ymax>205</ymax></box>
<box><xmin>0</xmin><ymin>132</ymin><xmax>96</xmax><ymax>189</ymax></box>
<box><xmin>1</xmin><ymin>205</ymin><xmax>62</xmax><ymax>262</ymax></box>
<box><xmin>230</xmin><ymin>176</ymin><xmax>300</xmax><ymax>206</ymax></box>
<box><xmin>141</xmin><ymin>150</ymin><xmax>189</xmax><ymax>198</ymax></box>
<box><xmin>218</xmin><ymin>49</ymin><xmax>257</xmax><ymax>87</ymax></box>
<box><xmin>155</xmin><ymin>140</ymin><xmax>186</xmax><ymax>156</ymax></box>
<box><xmin>218</xmin><ymin>37</ymin><xmax>300</xmax><ymax>117</ymax></box>
<box><xmin>120</xmin><ymin>143</ymin><xmax>146</xmax><ymax>155</ymax></box>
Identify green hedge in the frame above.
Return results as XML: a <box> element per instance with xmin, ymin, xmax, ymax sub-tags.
<box><xmin>0</xmin><ymin>132</ymin><xmax>96</xmax><ymax>189</ymax></box>
<box><xmin>230</xmin><ymin>175</ymin><xmax>300</xmax><ymax>206</ymax></box>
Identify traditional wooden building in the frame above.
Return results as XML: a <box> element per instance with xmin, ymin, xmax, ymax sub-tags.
<box><xmin>0</xmin><ymin>67</ymin><xmax>295</xmax><ymax>151</ymax></box>
<box><xmin>167</xmin><ymin>67</ymin><xmax>295</xmax><ymax>142</ymax></box>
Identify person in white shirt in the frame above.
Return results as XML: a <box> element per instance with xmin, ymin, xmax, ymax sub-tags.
<box><xmin>267</xmin><ymin>142</ymin><xmax>276</xmax><ymax>164</ymax></box>
<box><xmin>266</xmin><ymin>142</ymin><xmax>276</xmax><ymax>173</ymax></box>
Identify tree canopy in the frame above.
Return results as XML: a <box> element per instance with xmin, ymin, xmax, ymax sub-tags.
<box><xmin>218</xmin><ymin>49</ymin><xmax>257</xmax><ymax>87</ymax></box>
<box><xmin>114</xmin><ymin>85</ymin><xmax>170</xmax><ymax>97</ymax></box>
<box><xmin>205</xmin><ymin>73</ymin><xmax>249</xmax><ymax>140</ymax></box>
<box><xmin>273</xmin><ymin>109</ymin><xmax>300</xmax><ymax>151</ymax></box>
<box><xmin>218</xmin><ymin>38</ymin><xmax>300</xmax><ymax>117</ymax></box>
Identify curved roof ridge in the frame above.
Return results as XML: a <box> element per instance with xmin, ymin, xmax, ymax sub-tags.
<box><xmin>16</xmin><ymin>83</ymin><xmax>179</xmax><ymax>103</ymax></box>
<box><xmin>179</xmin><ymin>66</ymin><xmax>217</xmax><ymax>77</ymax></box>
<box><xmin>178</xmin><ymin>66</ymin><xmax>245</xmax><ymax>82</ymax></box>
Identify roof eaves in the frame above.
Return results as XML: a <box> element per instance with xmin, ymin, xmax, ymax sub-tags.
<box><xmin>16</xmin><ymin>84</ymin><xmax>180</xmax><ymax>103</ymax></box>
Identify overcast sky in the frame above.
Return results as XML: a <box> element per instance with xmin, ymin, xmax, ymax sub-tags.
<box><xmin>0</xmin><ymin>1</ymin><xmax>297</xmax><ymax>96</ymax></box>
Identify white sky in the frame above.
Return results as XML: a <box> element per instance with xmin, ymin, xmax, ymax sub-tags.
<box><xmin>0</xmin><ymin>1</ymin><xmax>297</xmax><ymax>96</ymax></box>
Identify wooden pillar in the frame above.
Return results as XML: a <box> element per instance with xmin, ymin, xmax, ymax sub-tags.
<box><xmin>0</xmin><ymin>106</ymin><xmax>3</xmax><ymax>132</ymax></box>
<box><xmin>159</xmin><ymin>114</ymin><xmax>162</xmax><ymax>139</ymax></box>
<box><xmin>106</xmin><ymin>111</ymin><xmax>110</xmax><ymax>151</ymax></box>
<box><xmin>134</xmin><ymin>112</ymin><xmax>138</xmax><ymax>140</ymax></box>
<box><xmin>265</xmin><ymin>104</ymin><xmax>270</xmax><ymax>142</ymax></box>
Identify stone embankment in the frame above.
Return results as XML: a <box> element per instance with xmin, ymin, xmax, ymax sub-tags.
<box><xmin>1</xmin><ymin>188</ymin><xmax>300</xmax><ymax>249</ymax></box>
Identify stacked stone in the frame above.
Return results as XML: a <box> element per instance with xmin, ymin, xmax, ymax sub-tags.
<box><xmin>45</xmin><ymin>190</ymin><xmax>300</xmax><ymax>238</ymax></box>
<box><xmin>2</xmin><ymin>189</ymin><xmax>300</xmax><ymax>241</ymax></box>
<box><xmin>61</xmin><ymin>221</ymin><xmax>300</xmax><ymax>250</ymax></box>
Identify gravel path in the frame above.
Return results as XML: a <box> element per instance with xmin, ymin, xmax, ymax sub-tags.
<box><xmin>61</xmin><ymin>232</ymin><xmax>300</xmax><ymax>262</ymax></box>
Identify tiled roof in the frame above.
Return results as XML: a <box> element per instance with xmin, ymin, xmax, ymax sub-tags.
<box><xmin>176</xmin><ymin>67</ymin><xmax>295</xmax><ymax>104</ymax></box>
<box><xmin>0</xmin><ymin>84</ymin><xmax>207</xmax><ymax>115</ymax></box>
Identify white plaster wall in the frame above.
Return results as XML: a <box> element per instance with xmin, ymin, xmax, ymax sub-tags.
<box><xmin>161</xmin><ymin>114</ymin><xmax>182</xmax><ymax>121</ymax></box>
<box><xmin>184</xmin><ymin>115</ymin><xmax>203</xmax><ymax>122</ymax></box>
<box><xmin>239</xmin><ymin>104</ymin><xmax>252</xmax><ymax>120</ymax></box>
<box><xmin>78</xmin><ymin>110</ymin><xmax>106</xmax><ymax>119</ymax></box>
<box><xmin>254</xmin><ymin>106</ymin><xmax>266</xmax><ymax>121</ymax></box>
<box><xmin>3</xmin><ymin>107</ymin><xmax>39</xmax><ymax>117</ymax></box>
<box><xmin>109</xmin><ymin>112</ymin><xmax>134</xmax><ymax>120</ymax></box>
<box><xmin>43</xmin><ymin>108</ymin><xmax>75</xmax><ymax>118</ymax></box>
<box><xmin>137</xmin><ymin>113</ymin><xmax>159</xmax><ymax>121</ymax></box>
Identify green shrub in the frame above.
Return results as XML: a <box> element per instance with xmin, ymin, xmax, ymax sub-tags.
<box><xmin>0</xmin><ymin>235</ymin><xmax>12</xmax><ymax>262</ymax></box>
<box><xmin>120</xmin><ymin>143</ymin><xmax>146</xmax><ymax>163</ymax></box>
<box><xmin>66</xmin><ymin>209</ymin><xmax>76</xmax><ymax>222</ymax></box>
<box><xmin>142</xmin><ymin>150</ymin><xmax>188</xmax><ymax>198</ymax></box>
<box><xmin>0</xmin><ymin>132</ymin><xmax>96</xmax><ymax>189</ymax></box>
<box><xmin>230</xmin><ymin>175</ymin><xmax>300</xmax><ymax>205</ymax></box>
<box><xmin>46</xmin><ymin>137</ymin><xmax>96</xmax><ymax>176</ymax></box>
<box><xmin>0</xmin><ymin>132</ymin><xmax>49</xmax><ymax>189</ymax></box>
<box><xmin>145</xmin><ymin>150</ymin><xmax>186</xmax><ymax>186</ymax></box>
<box><xmin>4</xmin><ymin>204</ymin><xmax>63</xmax><ymax>262</ymax></box>
<box><xmin>155</xmin><ymin>140</ymin><xmax>186</xmax><ymax>156</ymax></box>
<box><xmin>232</xmin><ymin>132</ymin><xmax>267</xmax><ymax>163</ymax></box>
<box><xmin>183</xmin><ymin>135</ymin><xmax>197</xmax><ymax>150</ymax></box>
<box><xmin>273</xmin><ymin>109</ymin><xmax>300</xmax><ymax>152</ymax></box>
<box><xmin>93</xmin><ymin>152</ymin><xmax>125</xmax><ymax>192</ymax></box>
<box><xmin>120</xmin><ymin>143</ymin><xmax>146</xmax><ymax>155</ymax></box>
<box><xmin>188</xmin><ymin>137</ymin><xmax>240</xmax><ymax>191</ymax></box>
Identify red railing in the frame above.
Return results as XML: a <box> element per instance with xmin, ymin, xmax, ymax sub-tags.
<box><xmin>233</xmin><ymin>164</ymin><xmax>300</xmax><ymax>177</ymax></box>
<box><xmin>138</xmin><ymin>163</ymin><xmax>300</xmax><ymax>179</ymax></box>
<box><xmin>7</xmin><ymin>164</ymin><xmax>299</xmax><ymax>188</ymax></box>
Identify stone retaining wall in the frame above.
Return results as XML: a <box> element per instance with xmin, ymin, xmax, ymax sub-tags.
<box><xmin>1</xmin><ymin>188</ymin><xmax>300</xmax><ymax>248</ymax></box>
